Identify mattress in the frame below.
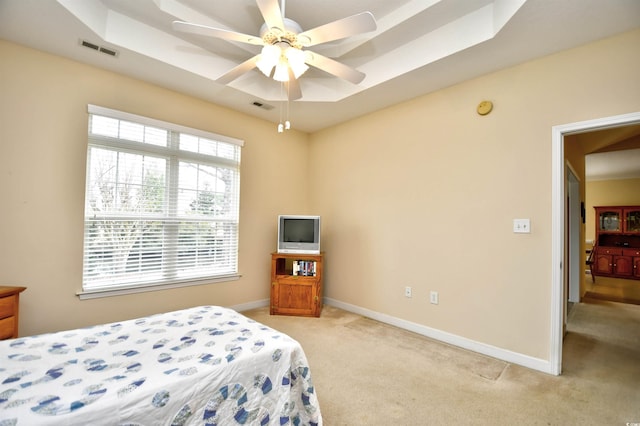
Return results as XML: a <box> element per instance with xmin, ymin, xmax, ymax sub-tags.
<box><xmin>0</xmin><ymin>305</ymin><xmax>322</xmax><ymax>425</ymax></box>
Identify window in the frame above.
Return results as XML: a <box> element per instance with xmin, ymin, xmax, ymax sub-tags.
<box><xmin>80</xmin><ymin>105</ymin><xmax>243</xmax><ymax>299</ymax></box>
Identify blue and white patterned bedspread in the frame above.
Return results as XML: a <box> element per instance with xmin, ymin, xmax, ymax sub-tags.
<box><xmin>0</xmin><ymin>306</ymin><xmax>322</xmax><ymax>425</ymax></box>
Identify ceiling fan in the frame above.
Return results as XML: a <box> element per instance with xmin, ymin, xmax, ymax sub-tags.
<box><xmin>172</xmin><ymin>0</ymin><xmax>377</xmax><ymax>101</ymax></box>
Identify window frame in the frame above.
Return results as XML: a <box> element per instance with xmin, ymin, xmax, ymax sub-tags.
<box><xmin>78</xmin><ymin>105</ymin><xmax>243</xmax><ymax>300</ymax></box>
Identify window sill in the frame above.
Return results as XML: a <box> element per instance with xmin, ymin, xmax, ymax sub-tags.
<box><xmin>76</xmin><ymin>274</ymin><xmax>241</xmax><ymax>300</ymax></box>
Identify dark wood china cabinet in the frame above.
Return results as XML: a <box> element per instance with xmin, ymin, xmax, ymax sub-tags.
<box><xmin>592</xmin><ymin>206</ymin><xmax>640</xmax><ymax>279</ymax></box>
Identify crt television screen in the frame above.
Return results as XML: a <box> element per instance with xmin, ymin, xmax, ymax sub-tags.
<box><xmin>283</xmin><ymin>219</ymin><xmax>315</xmax><ymax>243</ymax></box>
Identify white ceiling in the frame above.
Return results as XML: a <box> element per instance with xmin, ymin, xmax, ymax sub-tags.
<box><xmin>586</xmin><ymin>149</ymin><xmax>640</xmax><ymax>182</ymax></box>
<box><xmin>2</xmin><ymin>0</ymin><xmax>640</xmax><ymax>181</ymax></box>
<box><xmin>1</xmin><ymin>0</ymin><xmax>640</xmax><ymax>134</ymax></box>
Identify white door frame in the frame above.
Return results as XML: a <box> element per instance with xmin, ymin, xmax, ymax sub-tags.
<box><xmin>550</xmin><ymin>111</ymin><xmax>640</xmax><ymax>375</ymax></box>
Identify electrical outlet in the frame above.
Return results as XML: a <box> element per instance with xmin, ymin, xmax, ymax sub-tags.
<box><xmin>405</xmin><ymin>286</ymin><xmax>412</xmax><ymax>298</ymax></box>
<box><xmin>513</xmin><ymin>218</ymin><xmax>531</xmax><ymax>233</ymax></box>
<box><xmin>430</xmin><ymin>291</ymin><xmax>439</xmax><ymax>305</ymax></box>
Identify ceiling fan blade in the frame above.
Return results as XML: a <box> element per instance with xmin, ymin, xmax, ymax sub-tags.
<box><xmin>286</xmin><ymin>68</ymin><xmax>302</xmax><ymax>100</ymax></box>
<box><xmin>256</xmin><ymin>0</ymin><xmax>286</xmax><ymax>34</ymax></box>
<box><xmin>216</xmin><ymin>55</ymin><xmax>261</xmax><ymax>85</ymax></box>
<box><xmin>297</xmin><ymin>12</ymin><xmax>377</xmax><ymax>47</ymax></box>
<box><xmin>305</xmin><ymin>52</ymin><xmax>365</xmax><ymax>84</ymax></box>
<box><xmin>172</xmin><ymin>21</ymin><xmax>263</xmax><ymax>46</ymax></box>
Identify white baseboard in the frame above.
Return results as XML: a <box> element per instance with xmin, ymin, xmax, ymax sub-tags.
<box><xmin>231</xmin><ymin>298</ymin><xmax>269</xmax><ymax>312</ymax></box>
<box><xmin>324</xmin><ymin>297</ymin><xmax>554</xmax><ymax>375</ymax></box>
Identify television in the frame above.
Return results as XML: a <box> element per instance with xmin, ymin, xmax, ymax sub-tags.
<box><xmin>277</xmin><ymin>215</ymin><xmax>321</xmax><ymax>254</ymax></box>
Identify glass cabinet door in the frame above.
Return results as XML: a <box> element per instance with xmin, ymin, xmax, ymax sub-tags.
<box><xmin>625</xmin><ymin>209</ymin><xmax>640</xmax><ymax>233</ymax></box>
<box><xmin>598</xmin><ymin>209</ymin><xmax>621</xmax><ymax>232</ymax></box>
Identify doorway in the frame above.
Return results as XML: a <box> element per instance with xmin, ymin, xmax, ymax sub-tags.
<box><xmin>550</xmin><ymin>111</ymin><xmax>640</xmax><ymax>376</ymax></box>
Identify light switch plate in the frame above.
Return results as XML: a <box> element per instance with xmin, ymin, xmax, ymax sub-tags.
<box><xmin>513</xmin><ymin>218</ymin><xmax>531</xmax><ymax>233</ymax></box>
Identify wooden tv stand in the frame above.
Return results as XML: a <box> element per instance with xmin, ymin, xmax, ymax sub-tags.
<box><xmin>270</xmin><ymin>252</ymin><xmax>323</xmax><ymax>317</ymax></box>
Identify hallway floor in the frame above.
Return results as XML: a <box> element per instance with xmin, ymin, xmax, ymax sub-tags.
<box><xmin>584</xmin><ymin>273</ymin><xmax>640</xmax><ymax>305</ymax></box>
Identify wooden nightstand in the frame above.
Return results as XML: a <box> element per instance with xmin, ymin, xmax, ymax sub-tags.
<box><xmin>0</xmin><ymin>286</ymin><xmax>27</xmax><ymax>340</ymax></box>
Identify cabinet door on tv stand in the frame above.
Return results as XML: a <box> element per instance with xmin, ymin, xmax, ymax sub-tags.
<box><xmin>272</xmin><ymin>280</ymin><xmax>318</xmax><ymax>317</ymax></box>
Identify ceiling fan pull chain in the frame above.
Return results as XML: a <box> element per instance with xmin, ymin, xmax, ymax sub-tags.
<box><xmin>285</xmin><ymin>83</ymin><xmax>291</xmax><ymax>130</ymax></box>
<box><xmin>278</xmin><ymin>82</ymin><xmax>284</xmax><ymax>133</ymax></box>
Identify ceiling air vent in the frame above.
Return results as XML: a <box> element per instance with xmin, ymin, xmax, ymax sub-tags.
<box><xmin>81</xmin><ymin>40</ymin><xmax>99</xmax><ymax>51</ymax></box>
<box><xmin>252</xmin><ymin>101</ymin><xmax>274</xmax><ymax>111</ymax></box>
<box><xmin>80</xmin><ymin>39</ymin><xmax>119</xmax><ymax>57</ymax></box>
<box><xmin>99</xmin><ymin>46</ymin><xmax>118</xmax><ymax>57</ymax></box>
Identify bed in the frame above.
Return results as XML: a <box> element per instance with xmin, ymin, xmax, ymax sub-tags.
<box><xmin>0</xmin><ymin>305</ymin><xmax>322</xmax><ymax>425</ymax></box>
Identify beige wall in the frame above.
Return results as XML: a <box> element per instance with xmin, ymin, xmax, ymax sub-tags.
<box><xmin>0</xmin><ymin>40</ymin><xmax>310</xmax><ymax>335</ymax></box>
<box><xmin>2</xmin><ymin>28</ymin><xmax>640</xmax><ymax>366</ymax></box>
<box><xmin>586</xmin><ymin>177</ymin><xmax>640</xmax><ymax>243</ymax></box>
<box><xmin>309</xmin><ymin>29</ymin><xmax>640</xmax><ymax>360</ymax></box>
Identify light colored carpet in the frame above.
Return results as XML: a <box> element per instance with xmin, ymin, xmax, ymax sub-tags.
<box><xmin>244</xmin><ymin>300</ymin><xmax>640</xmax><ymax>425</ymax></box>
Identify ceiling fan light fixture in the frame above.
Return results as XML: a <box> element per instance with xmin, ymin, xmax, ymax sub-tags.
<box><xmin>285</xmin><ymin>47</ymin><xmax>309</xmax><ymax>79</ymax></box>
<box><xmin>256</xmin><ymin>44</ymin><xmax>280</xmax><ymax>77</ymax></box>
<box><xmin>273</xmin><ymin>59</ymin><xmax>290</xmax><ymax>82</ymax></box>
<box><xmin>256</xmin><ymin>60</ymin><xmax>273</xmax><ymax>78</ymax></box>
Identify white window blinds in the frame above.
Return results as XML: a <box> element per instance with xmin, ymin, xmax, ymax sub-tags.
<box><xmin>81</xmin><ymin>105</ymin><xmax>242</xmax><ymax>296</ymax></box>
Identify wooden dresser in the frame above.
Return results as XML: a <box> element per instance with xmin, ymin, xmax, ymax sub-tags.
<box><xmin>0</xmin><ymin>286</ymin><xmax>27</xmax><ymax>340</ymax></box>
